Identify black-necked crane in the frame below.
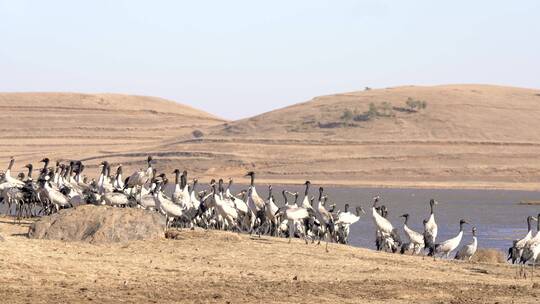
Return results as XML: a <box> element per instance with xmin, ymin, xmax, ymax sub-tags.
<box><xmin>520</xmin><ymin>213</ymin><xmax>540</xmax><ymax>266</ymax></box>
<box><xmin>2</xmin><ymin>158</ymin><xmax>24</xmax><ymax>187</ymax></box>
<box><xmin>112</xmin><ymin>165</ymin><xmax>124</xmax><ymax>190</ymax></box>
<box><xmin>508</xmin><ymin>216</ymin><xmax>538</xmax><ymax>263</ymax></box>
<box><xmin>209</xmin><ymin>180</ymin><xmax>239</xmax><ymax>231</ymax></box>
<box><xmin>153</xmin><ymin>179</ymin><xmax>184</xmax><ymax>230</ymax></box>
<box><xmin>400</xmin><ymin>213</ymin><xmax>425</xmax><ymax>255</ymax></box>
<box><xmin>279</xmin><ymin>191</ymin><xmax>310</xmax><ymax>243</ymax></box>
<box><xmin>300</xmin><ymin>181</ymin><xmax>313</xmax><ymax>210</ymax></box>
<box><xmin>371</xmin><ymin>196</ymin><xmax>401</xmax><ymax>252</ymax></box>
<box><xmin>264</xmin><ymin>185</ymin><xmax>280</xmax><ymax>236</ymax></box>
<box><xmin>124</xmin><ymin>156</ymin><xmax>154</xmax><ymax>193</ymax></box>
<box><xmin>335</xmin><ymin>203</ymin><xmax>365</xmax><ymax>244</ymax></box>
<box><xmin>39</xmin><ymin>175</ymin><xmax>71</xmax><ymax>213</ymax></box>
<box><xmin>245</xmin><ymin>171</ymin><xmax>265</xmax><ymax>235</ymax></box>
<box><xmin>429</xmin><ymin>219</ymin><xmax>468</xmax><ymax>258</ymax></box>
<box><xmin>314</xmin><ymin>187</ymin><xmax>334</xmax><ymax>249</ymax></box>
<box><xmin>455</xmin><ymin>227</ymin><xmax>478</xmax><ymax>261</ymax></box>
<box><xmin>423</xmin><ymin>199</ymin><xmax>438</xmax><ymax>251</ymax></box>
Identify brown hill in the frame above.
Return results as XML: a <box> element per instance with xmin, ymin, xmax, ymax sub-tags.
<box><xmin>2</xmin><ymin>85</ymin><xmax>540</xmax><ymax>190</ymax></box>
<box><xmin>160</xmin><ymin>85</ymin><xmax>540</xmax><ymax>190</ymax></box>
<box><xmin>0</xmin><ymin>92</ymin><xmax>224</xmax><ymax>174</ymax></box>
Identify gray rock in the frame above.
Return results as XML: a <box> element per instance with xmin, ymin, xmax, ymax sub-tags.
<box><xmin>28</xmin><ymin>205</ymin><xmax>165</xmax><ymax>243</ymax></box>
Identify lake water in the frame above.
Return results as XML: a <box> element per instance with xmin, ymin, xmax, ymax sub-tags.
<box><xmin>235</xmin><ymin>185</ymin><xmax>540</xmax><ymax>252</ymax></box>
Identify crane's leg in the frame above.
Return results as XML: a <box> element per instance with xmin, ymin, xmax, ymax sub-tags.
<box><xmin>325</xmin><ymin>233</ymin><xmax>329</xmax><ymax>253</ymax></box>
<box><xmin>288</xmin><ymin>220</ymin><xmax>293</xmax><ymax>243</ymax></box>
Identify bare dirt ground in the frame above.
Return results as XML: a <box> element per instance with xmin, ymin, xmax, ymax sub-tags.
<box><xmin>2</xmin><ymin>85</ymin><xmax>540</xmax><ymax>191</ymax></box>
<box><xmin>0</xmin><ymin>217</ymin><xmax>539</xmax><ymax>304</ymax></box>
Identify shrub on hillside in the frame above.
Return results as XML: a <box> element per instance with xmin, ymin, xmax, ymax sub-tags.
<box><xmin>192</xmin><ymin>129</ymin><xmax>204</xmax><ymax>138</ymax></box>
<box><xmin>405</xmin><ymin>97</ymin><xmax>427</xmax><ymax>112</ymax></box>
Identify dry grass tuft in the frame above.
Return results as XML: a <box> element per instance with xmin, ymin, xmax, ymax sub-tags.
<box><xmin>472</xmin><ymin>248</ymin><xmax>507</xmax><ymax>264</ymax></box>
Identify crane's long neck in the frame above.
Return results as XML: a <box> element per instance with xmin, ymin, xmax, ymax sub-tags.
<box><xmin>192</xmin><ymin>180</ymin><xmax>198</xmax><ymax>193</ymax></box>
<box><xmin>282</xmin><ymin>191</ymin><xmax>288</xmax><ymax>206</ymax></box>
<box><xmin>8</xmin><ymin>159</ymin><xmax>14</xmax><ymax>171</ymax></box>
<box><xmin>182</xmin><ymin>172</ymin><xmax>188</xmax><ymax>189</ymax></box>
<box><xmin>403</xmin><ymin>216</ymin><xmax>409</xmax><ymax>225</ymax></box>
<box><xmin>528</xmin><ymin>217</ymin><xmax>533</xmax><ymax>232</ymax></box>
<box><xmin>318</xmin><ymin>188</ymin><xmax>323</xmax><ymax>202</ymax></box>
<box><xmin>459</xmin><ymin>222</ymin><xmax>465</xmax><ymax>232</ymax></box>
<box><xmin>27</xmin><ymin>165</ymin><xmax>33</xmax><ymax>179</ymax></box>
<box><xmin>430</xmin><ymin>203</ymin><xmax>434</xmax><ymax>215</ymax></box>
<box><xmin>175</xmin><ymin>171</ymin><xmax>180</xmax><ymax>186</ymax></box>
<box><xmin>250</xmin><ymin>174</ymin><xmax>254</xmax><ymax>187</ymax></box>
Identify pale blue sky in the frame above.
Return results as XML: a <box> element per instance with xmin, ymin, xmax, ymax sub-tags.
<box><xmin>1</xmin><ymin>1</ymin><xmax>539</xmax><ymax>119</ymax></box>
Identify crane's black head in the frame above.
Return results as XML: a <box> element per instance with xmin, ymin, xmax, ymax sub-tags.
<box><xmin>460</xmin><ymin>219</ymin><xmax>469</xmax><ymax>225</ymax></box>
<box><xmin>209</xmin><ymin>178</ymin><xmax>216</xmax><ymax>185</ymax></box>
<box><xmin>24</xmin><ymin>164</ymin><xmax>32</xmax><ymax>169</ymax></box>
<box><xmin>158</xmin><ymin>173</ymin><xmax>166</xmax><ymax>179</ymax></box>
<box><xmin>429</xmin><ymin>199</ymin><xmax>438</xmax><ymax>206</ymax></box>
<box><xmin>472</xmin><ymin>227</ymin><xmax>477</xmax><ymax>235</ymax></box>
<box><xmin>40</xmin><ymin>158</ymin><xmax>50</xmax><ymax>163</ymax></box>
<box><xmin>173</xmin><ymin>169</ymin><xmax>180</xmax><ymax>174</ymax></box>
<box><xmin>244</xmin><ymin>171</ymin><xmax>255</xmax><ymax>177</ymax></box>
<box><xmin>400</xmin><ymin>213</ymin><xmax>409</xmax><ymax>218</ymax></box>
<box><xmin>147</xmin><ymin>155</ymin><xmax>153</xmax><ymax>162</ymax></box>
<box><xmin>304</xmin><ymin>180</ymin><xmax>311</xmax><ymax>185</ymax></box>
<box><xmin>344</xmin><ymin>203</ymin><xmax>349</xmax><ymax>211</ymax></box>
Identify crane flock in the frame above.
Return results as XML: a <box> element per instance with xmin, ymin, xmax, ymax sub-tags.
<box><xmin>0</xmin><ymin>155</ymin><xmax>537</xmax><ymax>265</ymax></box>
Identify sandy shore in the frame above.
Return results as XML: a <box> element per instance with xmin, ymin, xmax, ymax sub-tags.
<box><xmin>0</xmin><ymin>217</ymin><xmax>539</xmax><ymax>303</ymax></box>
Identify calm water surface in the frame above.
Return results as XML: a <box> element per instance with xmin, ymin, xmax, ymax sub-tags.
<box><xmin>232</xmin><ymin>185</ymin><xmax>540</xmax><ymax>251</ymax></box>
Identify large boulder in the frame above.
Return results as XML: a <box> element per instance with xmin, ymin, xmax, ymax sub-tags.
<box><xmin>28</xmin><ymin>205</ymin><xmax>165</xmax><ymax>243</ymax></box>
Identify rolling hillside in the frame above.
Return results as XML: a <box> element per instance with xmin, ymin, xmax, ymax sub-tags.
<box><xmin>0</xmin><ymin>93</ymin><xmax>224</xmax><ymax>174</ymax></box>
<box><xmin>2</xmin><ymin>85</ymin><xmax>540</xmax><ymax>190</ymax></box>
<box><xmin>162</xmin><ymin>85</ymin><xmax>540</xmax><ymax>189</ymax></box>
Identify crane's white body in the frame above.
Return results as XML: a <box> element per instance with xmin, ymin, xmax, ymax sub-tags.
<box><xmin>435</xmin><ymin>231</ymin><xmax>463</xmax><ymax>258</ymax></box>
<box><xmin>455</xmin><ymin>236</ymin><xmax>477</xmax><ymax>261</ymax></box>
<box><xmin>425</xmin><ymin>213</ymin><xmax>438</xmax><ymax>243</ymax></box>
<box><xmin>404</xmin><ymin>223</ymin><xmax>425</xmax><ymax>253</ymax></box>
<box><xmin>372</xmin><ymin>207</ymin><xmax>393</xmax><ymax>235</ymax></box>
